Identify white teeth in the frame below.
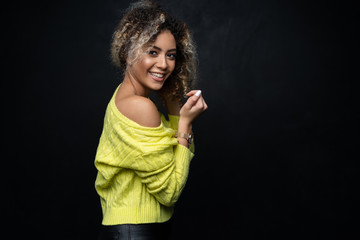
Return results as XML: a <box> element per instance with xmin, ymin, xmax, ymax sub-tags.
<box><xmin>150</xmin><ymin>72</ymin><xmax>165</xmax><ymax>78</ymax></box>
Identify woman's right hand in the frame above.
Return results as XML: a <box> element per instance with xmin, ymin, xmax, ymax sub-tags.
<box><xmin>179</xmin><ymin>90</ymin><xmax>208</xmax><ymax>126</ymax></box>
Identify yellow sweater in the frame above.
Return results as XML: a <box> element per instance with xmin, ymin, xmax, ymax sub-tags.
<box><xmin>94</xmin><ymin>86</ymin><xmax>194</xmax><ymax>225</ymax></box>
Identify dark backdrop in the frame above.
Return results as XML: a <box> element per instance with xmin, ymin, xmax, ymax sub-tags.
<box><xmin>3</xmin><ymin>0</ymin><xmax>358</xmax><ymax>239</ymax></box>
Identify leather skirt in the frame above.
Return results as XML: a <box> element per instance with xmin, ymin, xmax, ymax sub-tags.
<box><xmin>98</xmin><ymin>220</ymin><xmax>172</xmax><ymax>240</ymax></box>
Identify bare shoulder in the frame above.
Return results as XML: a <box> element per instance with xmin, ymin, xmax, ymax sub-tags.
<box><xmin>116</xmin><ymin>95</ymin><xmax>161</xmax><ymax>127</ymax></box>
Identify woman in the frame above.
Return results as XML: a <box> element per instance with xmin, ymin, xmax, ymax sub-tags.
<box><xmin>95</xmin><ymin>1</ymin><xmax>207</xmax><ymax>239</ymax></box>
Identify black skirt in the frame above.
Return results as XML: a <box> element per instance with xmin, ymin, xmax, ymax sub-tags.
<box><xmin>98</xmin><ymin>220</ymin><xmax>172</xmax><ymax>240</ymax></box>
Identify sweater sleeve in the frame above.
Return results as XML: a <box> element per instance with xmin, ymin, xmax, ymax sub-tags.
<box><xmin>95</xmin><ymin>108</ymin><xmax>194</xmax><ymax>207</ymax></box>
<box><xmin>135</xmin><ymin>143</ymin><xmax>194</xmax><ymax>207</ymax></box>
<box><xmin>133</xmin><ymin>115</ymin><xmax>195</xmax><ymax>206</ymax></box>
<box><xmin>131</xmin><ymin>120</ymin><xmax>194</xmax><ymax>206</ymax></box>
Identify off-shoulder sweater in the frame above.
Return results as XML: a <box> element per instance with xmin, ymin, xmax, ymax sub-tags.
<box><xmin>94</xmin><ymin>85</ymin><xmax>195</xmax><ymax>225</ymax></box>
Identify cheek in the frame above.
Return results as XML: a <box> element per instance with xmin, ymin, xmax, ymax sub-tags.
<box><xmin>140</xmin><ymin>57</ymin><xmax>154</xmax><ymax>71</ymax></box>
<box><xmin>168</xmin><ymin>61</ymin><xmax>176</xmax><ymax>74</ymax></box>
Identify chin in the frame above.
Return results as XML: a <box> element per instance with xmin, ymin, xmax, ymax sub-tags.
<box><xmin>150</xmin><ymin>82</ymin><xmax>165</xmax><ymax>91</ymax></box>
<box><xmin>148</xmin><ymin>76</ymin><xmax>168</xmax><ymax>91</ymax></box>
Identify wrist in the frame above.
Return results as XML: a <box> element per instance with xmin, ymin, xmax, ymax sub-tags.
<box><xmin>177</xmin><ymin>118</ymin><xmax>192</xmax><ymax>148</ymax></box>
<box><xmin>177</xmin><ymin>137</ymin><xmax>189</xmax><ymax>148</ymax></box>
<box><xmin>175</xmin><ymin>132</ymin><xmax>193</xmax><ymax>146</ymax></box>
<box><xmin>178</xmin><ymin>118</ymin><xmax>192</xmax><ymax>134</ymax></box>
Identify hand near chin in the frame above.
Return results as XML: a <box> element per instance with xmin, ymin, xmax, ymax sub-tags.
<box><xmin>179</xmin><ymin>90</ymin><xmax>208</xmax><ymax>125</ymax></box>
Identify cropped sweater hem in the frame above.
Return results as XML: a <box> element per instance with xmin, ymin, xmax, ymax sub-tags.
<box><xmin>101</xmin><ymin>205</ymin><xmax>173</xmax><ymax>225</ymax></box>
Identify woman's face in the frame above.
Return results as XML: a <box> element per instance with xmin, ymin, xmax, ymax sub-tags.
<box><xmin>127</xmin><ymin>30</ymin><xmax>176</xmax><ymax>95</ymax></box>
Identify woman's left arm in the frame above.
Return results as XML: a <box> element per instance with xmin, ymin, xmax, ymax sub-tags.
<box><xmin>135</xmin><ymin>143</ymin><xmax>194</xmax><ymax>207</ymax></box>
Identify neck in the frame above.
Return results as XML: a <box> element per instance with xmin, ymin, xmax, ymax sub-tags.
<box><xmin>123</xmin><ymin>71</ymin><xmax>151</xmax><ymax>97</ymax></box>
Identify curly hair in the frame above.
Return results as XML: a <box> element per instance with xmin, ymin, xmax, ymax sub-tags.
<box><xmin>110</xmin><ymin>0</ymin><xmax>197</xmax><ymax>102</ymax></box>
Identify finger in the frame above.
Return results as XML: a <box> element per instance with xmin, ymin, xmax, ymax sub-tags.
<box><xmin>184</xmin><ymin>91</ymin><xmax>202</xmax><ymax>108</ymax></box>
<box><xmin>203</xmin><ymin>100</ymin><xmax>208</xmax><ymax>110</ymax></box>
<box><xmin>197</xmin><ymin>97</ymin><xmax>208</xmax><ymax>111</ymax></box>
<box><xmin>186</xmin><ymin>90</ymin><xmax>201</xmax><ymax>97</ymax></box>
<box><xmin>201</xmin><ymin>97</ymin><xmax>206</xmax><ymax>109</ymax></box>
<box><xmin>186</xmin><ymin>90</ymin><xmax>197</xmax><ymax>97</ymax></box>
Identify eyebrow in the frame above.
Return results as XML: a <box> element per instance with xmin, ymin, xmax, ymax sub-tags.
<box><xmin>153</xmin><ymin>46</ymin><xmax>177</xmax><ymax>52</ymax></box>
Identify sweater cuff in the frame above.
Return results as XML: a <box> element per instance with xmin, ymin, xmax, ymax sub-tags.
<box><xmin>174</xmin><ymin>143</ymin><xmax>194</xmax><ymax>164</ymax></box>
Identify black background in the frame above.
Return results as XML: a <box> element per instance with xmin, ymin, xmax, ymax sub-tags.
<box><xmin>3</xmin><ymin>0</ymin><xmax>358</xmax><ymax>239</ymax></box>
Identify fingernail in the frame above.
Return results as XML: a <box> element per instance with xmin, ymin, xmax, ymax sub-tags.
<box><xmin>195</xmin><ymin>90</ymin><xmax>202</xmax><ymax>97</ymax></box>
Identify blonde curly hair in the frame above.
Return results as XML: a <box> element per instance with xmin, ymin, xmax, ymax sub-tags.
<box><xmin>110</xmin><ymin>0</ymin><xmax>198</xmax><ymax>102</ymax></box>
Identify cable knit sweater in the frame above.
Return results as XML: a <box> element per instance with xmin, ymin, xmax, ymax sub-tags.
<box><xmin>94</xmin><ymin>85</ymin><xmax>195</xmax><ymax>225</ymax></box>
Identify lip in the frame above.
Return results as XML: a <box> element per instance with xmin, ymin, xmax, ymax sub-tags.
<box><xmin>149</xmin><ymin>72</ymin><xmax>166</xmax><ymax>82</ymax></box>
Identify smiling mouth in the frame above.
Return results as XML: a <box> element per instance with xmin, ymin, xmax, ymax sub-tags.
<box><xmin>149</xmin><ymin>72</ymin><xmax>166</xmax><ymax>81</ymax></box>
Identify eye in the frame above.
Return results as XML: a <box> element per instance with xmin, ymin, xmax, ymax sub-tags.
<box><xmin>167</xmin><ymin>53</ymin><xmax>177</xmax><ymax>60</ymax></box>
<box><xmin>148</xmin><ymin>50</ymin><xmax>158</xmax><ymax>56</ymax></box>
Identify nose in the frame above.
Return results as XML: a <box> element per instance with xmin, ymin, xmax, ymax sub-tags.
<box><xmin>156</xmin><ymin>55</ymin><xmax>168</xmax><ymax>70</ymax></box>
